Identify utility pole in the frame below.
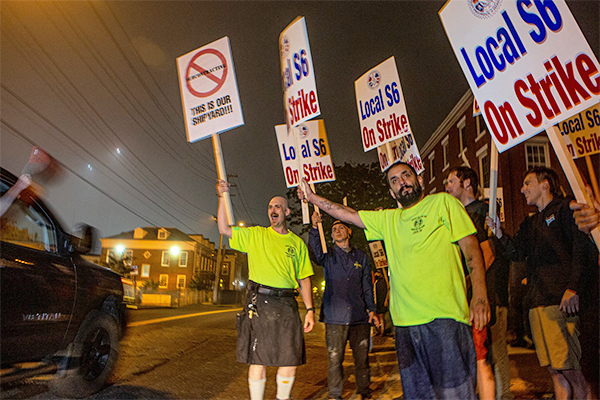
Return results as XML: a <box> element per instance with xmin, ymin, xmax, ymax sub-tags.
<box><xmin>212</xmin><ymin>233</ymin><xmax>223</xmax><ymax>304</ymax></box>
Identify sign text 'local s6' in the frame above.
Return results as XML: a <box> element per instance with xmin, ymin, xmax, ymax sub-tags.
<box><xmin>275</xmin><ymin>120</ymin><xmax>335</xmax><ymax>188</ymax></box>
<box><xmin>440</xmin><ymin>0</ymin><xmax>600</xmax><ymax>153</ymax></box>
<box><xmin>280</xmin><ymin>17</ymin><xmax>321</xmax><ymax>129</ymax></box>
<box><xmin>355</xmin><ymin>57</ymin><xmax>413</xmax><ymax>152</ymax></box>
<box><xmin>177</xmin><ymin>37</ymin><xmax>244</xmax><ymax>142</ymax></box>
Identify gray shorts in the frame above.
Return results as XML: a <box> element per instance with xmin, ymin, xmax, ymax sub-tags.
<box><xmin>236</xmin><ymin>289</ymin><xmax>306</xmax><ymax>367</ymax></box>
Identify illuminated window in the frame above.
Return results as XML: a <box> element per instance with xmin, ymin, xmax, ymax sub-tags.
<box><xmin>177</xmin><ymin>275</ymin><xmax>186</xmax><ymax>289</ymax></box>
<box><xmin>525</xmin><ymin>138</ymin><xmax>550</xmax><ymax>169</ymax></box>
<box><xmin>161</xmin><ymin>251</ymin><xmax>170</xmax><ymax>267</ymax></box>
<box><xmin>142</xmin><ymin>264</ymin><xmax>150</xmax><ymax>278</ymax></box>
<box><xmin>179</xmin><ymin>251</ymin><xmax>188</xmax><ymax>267</ymax></box>
<box><xmin>159</xmin><ymin>274</ymin><xmax>168</xmax><ymax>289</ymax></box>
<box><xmin>221</xmin><ymin>262</ymin><xmax>229</xmax><ymax>275</ymax></box>
<box><xmin>158</xmin><ymin>229</ymin><xmax>168</xmax><ymax>239</ymax></box>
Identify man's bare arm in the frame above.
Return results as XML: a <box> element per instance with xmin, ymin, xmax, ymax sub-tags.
<box><xmin>298</xmin><ymin>276</ymin><xmax>315</xmax><ymax>333</ymax></box>
<box><xmin>458</xmin><ymin>234</ymin><xmax>491</xmax><ymax>331</ymax></box>
<box><xmin>216</xmin><ymin>180</ymin><xmax>232</xmax><ymax>238</ymax></box>
<box><xmin>297</xmin><ymin>179</ymin><xmax>365</xmax><ymax>229</ymax></box>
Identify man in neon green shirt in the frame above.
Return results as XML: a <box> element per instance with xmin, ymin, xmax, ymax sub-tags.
<box><xmin>217</xmin><ymin>180</ymin><xmax>314</xmax><ymax>400</ymax></box>
<box><xmin>297</xmin><ymin>162</ymin><xmax>490</xmax><ymax>400</ymax></box>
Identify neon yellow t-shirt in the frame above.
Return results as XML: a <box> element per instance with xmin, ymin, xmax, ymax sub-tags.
<box><xmin>358</xmin><ymin>193</ymin><xmax>476</xmax><ymax>326</ymax></box>
<box><xmin>229</xmin><ymin>226</ymin><xmax>313</xmax><ymax>289</ymax></box>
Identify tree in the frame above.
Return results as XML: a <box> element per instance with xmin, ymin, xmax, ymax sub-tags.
<box><xmin>189</xmin><ymin>272</ymin><xmax>215</xmax><ymax>291</ymax></box>
<box><xmin>142</xmin><ymin>279</ymin><xmax>160</xmax><ymax>291</ymax></box>
<box><xmin>286</xmin><ymin>161</ymin><xmax>396</xmax><ymax>267</ymax></box>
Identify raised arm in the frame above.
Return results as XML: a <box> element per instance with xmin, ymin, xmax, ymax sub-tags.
<box><xmin>308</xmin><ymin>211</ymin><xmax>327</xmax><ymax>265</ymax></box>
<box><xmin>458</xmin><ymin>234</ymin><xmax>491</xmax><ymax>331</ymax></box>
<box><xmin>216</xmin><ymin>179</ymin><xmax>232</xmax><ymax>238</ymax></box>
<box><xmin>297</xmin><ymin>178</ymin><xmax>365</xmax><ymax>229</ymax></box>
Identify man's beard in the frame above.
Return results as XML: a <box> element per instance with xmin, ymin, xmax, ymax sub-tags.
<box><xmin>396</xmin><ymin>183</ymin><xmax>423</xmax><ymax>208</ymax></box>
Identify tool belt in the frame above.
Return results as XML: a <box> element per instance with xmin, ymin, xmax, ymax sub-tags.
<box><xmin>248</xmin><ymin>280</ymin><xmax>298</xmax><ymax>297</ymax></box>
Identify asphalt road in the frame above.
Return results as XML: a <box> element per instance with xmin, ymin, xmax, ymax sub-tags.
<box><xmin>3</xmin><ymin>303</ymin><xmax>552</xmax><ymax>399</ymax></box>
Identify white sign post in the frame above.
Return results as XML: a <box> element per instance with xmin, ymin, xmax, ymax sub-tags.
<box><xmin>355</xmin><ymin>57</ymin><xmax>413</xmax><ymax>153</ymax></box>
<box><xmin>440</xmin><ymin>0</ymin><xmax>600</xmax><ymax>247</ymax></box>
<box><xmin>177</xmin><ymin>36</ymin><xmax>245</xmax><ymax>226</ymax></box>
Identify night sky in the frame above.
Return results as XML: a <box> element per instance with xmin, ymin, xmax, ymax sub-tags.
<box><xmin>1</xmin><ymin>1</ymin><xmax>598</xmax><ymax>246</ymax></box>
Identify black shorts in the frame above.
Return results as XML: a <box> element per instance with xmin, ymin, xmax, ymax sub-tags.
<box><xmin>236</xmin><ymin>289</ymin><xmax>306</xmax><ymax>367</ymax></box>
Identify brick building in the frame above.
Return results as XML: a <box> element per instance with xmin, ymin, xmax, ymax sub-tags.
<box><xmin>420</xmin><ymin>90</ymin><xmax>599</xmax><ymax>236</ymax></box>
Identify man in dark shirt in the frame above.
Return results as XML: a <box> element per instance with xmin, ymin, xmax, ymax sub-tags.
<box><xmin>488</xmin><ymin>167</ymin><xmax>597</xmax><ymax>400</ymax></box>
<box><xmin>447</xmin><ymin>166</ymin><xmax>512</xmax><ymax>400</ymax></box>
<box><xmin>308</xmin><ymin>211</ymin><xmax>378</xmax><ymax>400</ymax></box>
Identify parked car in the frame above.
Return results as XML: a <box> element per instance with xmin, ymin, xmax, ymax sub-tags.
<box><xmin>0</xmin><ymin>168</ymin><xmax>127</xmax><ymax>398</ymax></box>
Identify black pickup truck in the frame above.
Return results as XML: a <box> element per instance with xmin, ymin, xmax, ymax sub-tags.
<box><xmin>0</xmin><ymin>168</ymin><xmax>127</xmax><ymax>398</ymax></box>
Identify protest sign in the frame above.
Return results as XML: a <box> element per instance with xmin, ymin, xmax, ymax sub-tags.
<box><xmin>177</xmin><ymin>37</ymin><xmax>244</xmax><ymax>143</ymax></box>
<box><xmin>369</xmin><ymin>241</ymin><xmax>389</xmax><ymax>269</ymax></box>
<box><xmin>559</xmin><ymin>103</ymin><xmax>600</xmax><ymax>159</ymax></box>
<box><xmin>355</xmin><ymin>57</ymin><xmax>413</xmax><ymax>152</ymax></box>
<box><xmin>440</xmin><ymin>0</ymin><xmax>600</xmax><ymax>153</ymax></box>
<box><xmin>280</xmin><ymin>17</ymin><xmax>321</xmax><ymax>129</ymax></box>
<box><xmin>376</xmin><ymin>133</ymin><xmax>425</xmax><ymax>174</ymax></box>
<box><xmin>275</xmin><ymin>120</ymin><xmax>336</xmax><ymax>188</ymax></box>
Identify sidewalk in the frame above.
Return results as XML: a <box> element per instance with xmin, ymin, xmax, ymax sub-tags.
<box><xmin>339</xmin><ymin>335</ymin><xmax>553</xmax><ymax>400</ymax></box>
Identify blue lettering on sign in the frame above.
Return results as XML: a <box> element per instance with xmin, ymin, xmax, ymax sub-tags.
<box><xmin>293</xmin><ymin>49</ymin><xmax>309</xmax><ymax>81</ymax></box>
<box><xmin>460</xmin><ymin>10</ymin><xmax>528</xmax><ymax>88</ymax></box>
<box><xmin>518</xmin><ymin>0</ymin><xmax>562</xmax><ymax>44</ymax></box>
<box><xmin>283</xmin><ymin>144</ymin><xmax>296</xmax><ymax>160</ymax></box>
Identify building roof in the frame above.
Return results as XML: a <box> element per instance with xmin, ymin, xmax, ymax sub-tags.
<box><xmin>103</xmin><ymin>227</ymin><xmax>199</xmax><ymax>243</ymax></box>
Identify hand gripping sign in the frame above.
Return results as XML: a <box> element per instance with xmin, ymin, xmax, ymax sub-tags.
<box><xmin>280</xmin><ymin>17</ymin><xmax>321</xmax><ymax>130</ymax></box>
<box><xmin>441</xmin><ymin>0</ymin><xmax>600</xmax><ymax>247</ymax></box>
<box><xmin>355</xmin><ymin>57</ymin><xmax>413</xmax><ymax>152</ymax></box>
<box><xmin>177</xmin><ymin>37</ymin><xmax>245</xmax><ymax>226</ymax></box>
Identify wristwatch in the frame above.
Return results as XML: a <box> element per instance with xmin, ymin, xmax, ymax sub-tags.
<box><xmin>306</xmin><ymin>307</ymin><xmax>315</xmax><ymax>312</ymax></box>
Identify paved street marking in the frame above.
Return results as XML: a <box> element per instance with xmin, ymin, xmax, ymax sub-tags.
<box><xmin>128</xmin><ymin>308</ymin><xmax>242</xmax><ymax>327</ymax></box>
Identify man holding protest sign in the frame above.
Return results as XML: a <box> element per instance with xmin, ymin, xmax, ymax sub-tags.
<box><xmin>446</xmin><ymin>166</ymin><xmax>512</xmax><ymax>400</ymax></box>
<box><xmin>487</xmin><ymin>167</ymin><xmax>598</xmax><ymax>400</ymax></box>
<box><xmin>308</xmin><ymin>211</ymin><xmax>378</xmax><ymax>400</ymax></box>
<box><xmin>298</xmin><ymin>162</ymin><xmax>490</xmax><ymax>399</ymax></box>
<box><xmin>216</xmin><ymin>180</ymin><xmax>315</xmax><ymax>400</ymax></box>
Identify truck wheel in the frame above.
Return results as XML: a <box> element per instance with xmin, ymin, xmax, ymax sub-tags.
<box><xmin>49</xmin><ymin>311</ymin><xmax>119</xmax><ymax>398</ymax></box>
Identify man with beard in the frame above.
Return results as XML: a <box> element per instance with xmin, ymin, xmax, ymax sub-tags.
<box><xmin>297</xmin><ymin>162</ymin><xmax>490</xmax><ymax>400</ymax></box>
<box><xmin>217</xmin><ymin>180</ymin><xmax>315</xmax><ymax>400</ymax></box>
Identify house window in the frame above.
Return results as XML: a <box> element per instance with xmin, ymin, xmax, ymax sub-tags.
<box><xmin>161</xmin><ymin>251</ymin><xmax>170</xmax><ymax>267</ymax></box>
<box><xmin>477</xmin><ymin>145</ymin><xmax>490</xmax><ymax>191</ymax></box>
<box><xmin>179</xmin><ymin>251</ymin><xmax>188</xmax><ymax>267</ymax></box>
<box><xmin>221</xmin><ymin>262</ymin><xmax>230</xmax><ymax>276</ymax></box>
<box><xmin>107</xmin><ymin>250</ymin><xmax>117</xmax><ymax>263</ymax></box>
<box><xmin>525</xmin><ymin>139</ymin><xmax>550</xmax><ymax>169</ymax></box>
<box><xmin>428</xmin><ymin>151</ymin><xmax>435</xmax><ymax>183</ymax></box>
<box><xmin>124</xmin><ymin>250</ymin><xmax>133</xmax><ymax>266</ymax></box>
<box><xmin>475</xmin><ymin>115</ymin><xmax>487</xmax><ymax>142</ymax></box>
<box><xmin>159</xmin><ymin>274</ymin><xmax>168</xmax><ymax>289</ymax></box>
<box><xmin>177</xmin><ymin>275</ymin><xmax>186</xmax><ymax>289</ymax></box>
<box><xmin>158</xmin><ymin>229</ymin><xmax>168</xmax><ymax>239</ymax></box>
<box><xmin>457</xmin><ymin>116</ymin><xmax>467</xmax><ymax>156</ymax></box>
<box><xmin>442</xmin><ymin>136</ymin><xmax>449</xmax><ymax>171</ymax></box>
<box><xmin>142</xmin><ymin>264</ymin><xmax>150</xmax><ymax>278</ymax></box>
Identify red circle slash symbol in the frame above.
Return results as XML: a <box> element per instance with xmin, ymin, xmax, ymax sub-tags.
<box><xmin>186</xmin><ymin>49</ymin><xmax>228</xmax><ymax>98</ymax></box>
